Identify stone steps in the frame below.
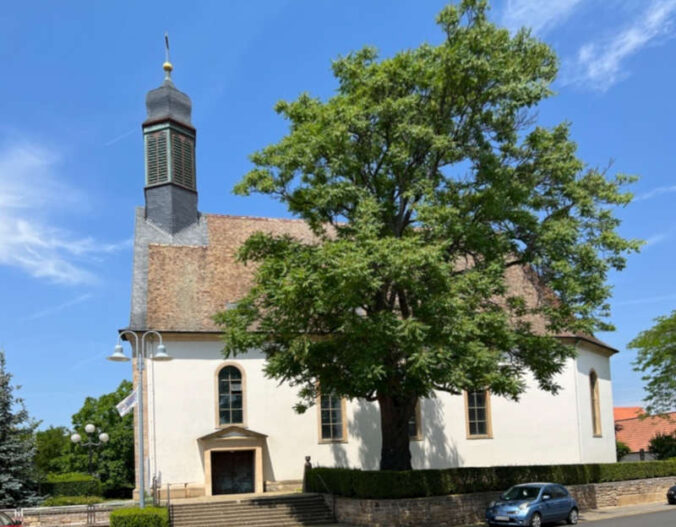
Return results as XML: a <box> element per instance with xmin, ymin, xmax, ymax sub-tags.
<box><xmin>170</xmin><ymin>493</ymin><xmax>336</xmax><ymax>527</ymax></box>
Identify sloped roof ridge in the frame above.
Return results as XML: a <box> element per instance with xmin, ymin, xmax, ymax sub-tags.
<box><xmin>204</xmin><ymin>212</ymin><xmax>309</xmax><ymax>223</ymax></box>
<box><xmin>616</xmin><ymin>411</ymin><xmax>676</xmax><ymax>423</ymax></box>
<box><xmin>148</xmin><ymin>242</ymin><xmax>208</xmax><ymax>249</ymax></box>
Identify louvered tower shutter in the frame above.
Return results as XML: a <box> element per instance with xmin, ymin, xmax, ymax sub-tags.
<box><xmin>145</xmin><ymin>131</ymin><xmax>169</xmax><ymax>186</ymax></box>
<box><xmin>170</xmin><ymin>131</ymin><xmax>195</xmax><ymax>189</ymax></box>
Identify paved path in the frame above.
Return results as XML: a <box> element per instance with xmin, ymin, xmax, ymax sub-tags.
<box><xmin>582</xmin><ymin>507</ymin><xmax>676</xmax><ymax>525</ymax></box>
<box><xmin>580</xmin><ymin>502</ymin><xmax>675</xmax><ymax>523</ymax></box>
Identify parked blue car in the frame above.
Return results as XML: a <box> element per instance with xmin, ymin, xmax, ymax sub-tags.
<box><xmin>485</xmin><ymin>483</ymin><xmax>579</xmax><ymax>527</ymax></box>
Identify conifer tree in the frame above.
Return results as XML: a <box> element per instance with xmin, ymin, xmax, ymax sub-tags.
<box><xmin>0</xmin><ymin>349</ymin><xmax>39</xmax><ymax>507</ymax></box>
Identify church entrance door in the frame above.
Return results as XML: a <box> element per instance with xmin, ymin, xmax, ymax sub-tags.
<box><xmin>210</xmin><ymin>450</ymin><xmax>255</xmax><ymax>495</ymax></box>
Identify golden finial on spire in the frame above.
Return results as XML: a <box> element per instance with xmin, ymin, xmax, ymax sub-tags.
<box><xmin>163</xmin><ymin>33</ymin><xmax>173</xmax><ymax>80</ymax></box>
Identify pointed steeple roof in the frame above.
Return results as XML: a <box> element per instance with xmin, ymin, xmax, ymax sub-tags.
<box><xmin>144</xmin><ymin>34</ymin><xmax>193</xmax><ymax>127</ymax></box>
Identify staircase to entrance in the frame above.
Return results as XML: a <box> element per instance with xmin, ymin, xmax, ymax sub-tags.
<box><xmin>170</xmin><ymin>493</ymin><xmax>337</xmax><ymax>527</ymax></box>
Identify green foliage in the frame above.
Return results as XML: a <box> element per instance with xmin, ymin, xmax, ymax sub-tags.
<box><xmin>35</xmin><ymin>426</ymin><xmax>70</xmax><ymax>477</ymax></box>
<box><xmin>109</xmin><ymin>507</ymin><xmax>169</xmax><ymax>527</ymax></box>
<box><xmin>0</xmin><ymin>349</ymin><xmax>40</xmax><ymax>507</ymax></box>
<box><xmin>43</xmin><ymin>472</ymin><xmax>102</xmax><ymax>497</ymax></box>
<box><xmin>41</xmin><ymin>495</ymin><xmax>104</xmax><ymax>506</ymax></box>
<box><xmin>307</xmin><ymin>460</ymin><xmax>676</xmax><ymax>498</ymax></box>
<box><xmin>648</xmin><ymin>431</ymin><xmax>676</xmax><ymax>460</ymax></box>
<box><xmin>616</xmin><ymin>440</ymin><xmax>631</xmax><ymax>460</ymax></box>
<box><xmin>215</xmin><ymin>0</ymin><xmax>639</xmax><ymax>469</ymax></box>
<box><xmin>630</xmin><ymin>310</ymin><xmax>676</xmax><ymax>415</ymax></box>
<box><xmin>66</xmin><ymin>380</ymin><xmax>135</xmax><ymax>495</ymax></box>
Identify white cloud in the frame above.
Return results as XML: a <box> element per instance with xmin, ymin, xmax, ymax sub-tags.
<box><xmin>635</xmin><ymin>184</ymin><xmax>676</xmax><ymax>201</ymax></box>
<box><xmin>564</xmin><ymin>0</ymin><xmax>676</xmax><ymax>90</ymax></box>
<box><xmin>501</xmin><ymin>0</ymin><xmax>585</xmax><ymax>34</ymax></box>
<box><xmin>0</xmin><ymin>141</ymin><xmax>129</xmax><ymax>284</ymax></box>
<box><xmin>21</xmin><ymin>293</ymin><xmax>93</xmax><ymax>321</ymax></box>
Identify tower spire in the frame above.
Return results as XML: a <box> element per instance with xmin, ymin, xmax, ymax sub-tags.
<box><xmin>163</xmin><ymin>33</ymin><xmax>173</xmax><ymax>81</ymax></box>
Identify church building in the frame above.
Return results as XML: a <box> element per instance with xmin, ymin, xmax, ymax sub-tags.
<box><xmin>122</xmin><ymin>59</ymin><xmax>618</xmax><ymax>499</ymax></box>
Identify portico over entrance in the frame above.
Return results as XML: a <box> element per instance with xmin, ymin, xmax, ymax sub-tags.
<box><xmin>198</xmin><ymin>426</ymin><xmax>267</xmax><ymax>495</ymax></box>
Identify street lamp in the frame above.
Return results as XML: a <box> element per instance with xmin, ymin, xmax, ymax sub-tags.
<box><xmin>107</xmin><ymin>330</ymin><xmax>171</xmax><ymax>508</ymax></box>
<box><xmin>71</xmin><ymin>424</ymin><xmax>110</xmax><ymax>476</ymax></box>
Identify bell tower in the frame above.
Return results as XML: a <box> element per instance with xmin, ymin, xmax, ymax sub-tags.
<box><xmin>142</xmin><ymin>36</ymin><xmax>198</xmax><ymax>234</ymax></box>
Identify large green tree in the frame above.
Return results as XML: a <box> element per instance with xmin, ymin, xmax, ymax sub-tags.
<box><xmin>0</xmin><ymin>350</ymin><xmax>39</xmax><ymax>507</ymax></box>
<box><xmin>630</xmin><ymin>309</ymin><xmax>676</xmax><ymax>415</ymax></box>
<box><xmin>215</xmin><ymin>0</ymin><xmax>638</xmax><ymax>470</ymax></box>
<box><xmin>35</xmin><ymin>426</ymin><xmax>70</xmax><ymax>477</ymax></box>
<box><xmin>66</xmin><ymin>381</ymin><xmax>134</xmax><ymax>493</ymax></box>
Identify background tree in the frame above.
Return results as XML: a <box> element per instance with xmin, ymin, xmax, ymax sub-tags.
<box><xmin>0</xmin><ymin>349</ymin><xmax>40</xmax><ymax>507</ymax></box>
<box><xmin>615</xmin><ymin>440</ymin><xmax>631</xmax><ymax>461</ymax></box>
<box><xmin>215</xmin><ymin>0</ymin><xmax>638</xmax><ymax>470</ymax></box>
<box><xmin>35</xmin><ymin>426</ymin><xmax>70</xmax><ymax>477</ymax></box>
<box><xmin>630</xmin><ymin>309</ymin><xmax>676</xmax><ymax>416</ymax></box>
<box><xmin>648</xmin><ymin>431</ymin><xmax>676</xmax><ymax>460</ymax></box>
<box><xmin>66</xmin><ymin>381</ymin><xmax>134</xmax><ymax>495</ymax></box>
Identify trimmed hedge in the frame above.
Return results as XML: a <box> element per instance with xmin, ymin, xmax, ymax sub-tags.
<box><xmin>109</xmin><ymin>507</ymin><xmax>169</xmax><ymax>527</ymax></box>
<box><xmin>42</xmin><ymin>496</ymin><xmax>104</xmax><ymax>506</ymax></box>
<box><xmin>306</xmin><ymin>459</ymin><xmax>676</xmax><ymax>499</ymax></box>
<box><xmin>43</xmin><ymin>472</ymin><xmax>103</xmax><ymax>497</ymax></box>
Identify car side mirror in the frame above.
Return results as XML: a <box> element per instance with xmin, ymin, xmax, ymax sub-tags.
<box><xmin>542</xmin><ymin>494</ymin><xmax>551</xmax><ymax>501</ymax></box>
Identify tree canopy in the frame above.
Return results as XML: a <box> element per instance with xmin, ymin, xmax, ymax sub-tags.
<box><xmin>215</xmin><ymin>0</ymin><xmax>639</xmax><ymax>469</ymax></box>
<box><xmin>0</xmin><ymin>350</ymin><xmax>39</xmax><ymax>507</ymax></box>
<box><xmin>67</xmin><ymin>380</ymin><xmax>135</xmax><ymax>494</ymax></box>
<box><xmin>35</xmin><ymin>381</ymin><xmax>135</xmax><ymax>496</ymax></box>
<box><xmin>630</xmin><ymin>309</ymin><xmax>676</xmax><ymax>415</ymax></box>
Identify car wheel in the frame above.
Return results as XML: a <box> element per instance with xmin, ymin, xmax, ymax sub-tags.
<box><xmin>567</xmin><ymin>507</ymin><xmax>579</xmax><ymax>524</ymax></box>
<box><xmin>530</xmin><ymin>512</ymin><xmax>542</xmax><ymax>527</ymax></box>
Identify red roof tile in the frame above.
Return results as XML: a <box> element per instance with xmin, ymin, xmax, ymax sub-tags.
<box><xmin>614</xmin><ymin>407</ymin><xmax>643</xmax><ymax>421</ymax></box>
<box><xmin>615</xmin><ymin>412</ymin><xmax>676</xmax><ymax>452</ymax></box>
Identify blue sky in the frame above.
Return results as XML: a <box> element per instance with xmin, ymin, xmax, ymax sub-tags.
<box><xmin>1</xmin><ymin>0</ymin><xmax>675</xmax><ymax>428</ymax></box>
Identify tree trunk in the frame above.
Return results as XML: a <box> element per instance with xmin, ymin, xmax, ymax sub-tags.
<box><xmin>378</xmin><ymin>393</ymin><xmax>417</xmax><ymax>470</ymax></box>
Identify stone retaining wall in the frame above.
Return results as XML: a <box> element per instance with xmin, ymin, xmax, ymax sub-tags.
<box><xmin>326</xmin><ymin>476</ymin><xmax>676</xmax><ymax>526</ymax></box>
<box><xmin>1</xmin><ymin>503</ymin><xmax>128</xmax><ymax>527</ymax></box>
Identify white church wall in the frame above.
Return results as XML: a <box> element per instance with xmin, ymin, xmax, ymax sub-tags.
<box><xmin>574</xmin><ymin>343</ymin><xmax>616</xmax><ymax>463</ymax></box>
<box><xmin>145</xmin><ymin>337</ymin><xmax>616</xmax><ymax>489</ymax></box>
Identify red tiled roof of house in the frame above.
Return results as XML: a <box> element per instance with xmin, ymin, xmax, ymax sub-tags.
<box><xmin>614</xmin><ymin>407</ymin><xmax>644</xmax><ymax>421</ymax></box>
<box><xmin>615</xmin><ymin>412</ymin><xmax>676</xmax><ymax>452</ymax></box>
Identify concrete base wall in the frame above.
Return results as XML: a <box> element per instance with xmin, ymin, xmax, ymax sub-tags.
<box><xmin>327</xmin><ymin>476</ymin><xmax>675</xmax><ymax>526</ymax></box>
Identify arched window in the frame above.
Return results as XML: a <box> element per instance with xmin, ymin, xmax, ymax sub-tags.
<box><xmin>590</xmin><ymin>370</ymin><xmax>601</xmax><ymax>436</ymax></box>
<box><xmin>218</xmin><ymin>365</ymin><xmax>244</xmax><ymax>426</ymax></box>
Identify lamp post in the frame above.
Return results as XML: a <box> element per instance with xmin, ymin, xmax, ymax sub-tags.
<box><xmin>71</xmin><ymin>424</ymin><xmax>109</xmax><ymax>476</ymax></box>
<box><xmin>107</xmin><ymin>330</ymin><xmax>171</xmax><ymax>508</ymax></box>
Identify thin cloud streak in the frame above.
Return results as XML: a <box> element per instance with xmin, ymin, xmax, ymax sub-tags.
<box><xmin>0</xmin><ymin>140</ymin><xmax>129</xmax><ymax>284</ymax></box>
<box><xmin>22</xmin><ymin>293</ymin><xmax>93</xmax><ymax>322</ymax></box>
<box><xmin>104</xmin><ymin>128</ymin><xmax>136</xmax><ymax>147</ymax></box>
<box><xmin>563</xmin><ymin>0</ymin><xmax>676</xmax><ymax>91</ymax></box>
<box><xmin>635</xmin><ymin>185</ymin><xmax>676</xmax><ymax>201</ymax></box>
<box><xmin>501</xmin><ymin>0</ymin><xmax>584</xmax><ymax>34</ymax></box>
<box><xmin>615</xmin><ymin>293</ymin><xmax>676</xmax><ymax>306</ymax></box>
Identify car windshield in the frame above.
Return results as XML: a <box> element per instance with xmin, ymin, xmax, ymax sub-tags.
<box><xmin>501</xmin><ymin>486</ymin><xmax>541</xmax><ymax>501</ymax></box>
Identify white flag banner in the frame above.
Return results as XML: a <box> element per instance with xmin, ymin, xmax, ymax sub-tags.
<box><xmin>116</xmin><ymin>389</ymin><xmax>138</xmax><ymax>417</ymax></box>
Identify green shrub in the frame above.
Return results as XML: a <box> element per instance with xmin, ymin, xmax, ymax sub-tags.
<box><xmin>43</xmin><ymin>472</ymin><xmax>102</xmax><ymax>497</ymax></box>
<box><xmin>42</xmin><ymin>496</ymin><xmax>104</xmax><ymax>506</ymax></box>
<box><xmin>306</xmin><ymin>459</ymin><xmax>676</xmax><ymax>499</ymax></box>
<box><xmin>616</xmin><ymin>440</ymin><xmax>631</xmax><ymax>460</ymax></box>
<box><xmin>649</xmin><ymin>432</ymin><xmax>676</xmax><ymax>460</ymax></box>
<box><xmin>109</xmin><ymin>507</ymin><xmax>169</xmax><ymax>527</ymax></box>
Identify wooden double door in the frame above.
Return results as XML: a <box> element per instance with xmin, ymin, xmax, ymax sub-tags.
<box><xmin>211</xmin><ymin>450</ymin><xmax>255</xmax><ymax>495</ymax></box>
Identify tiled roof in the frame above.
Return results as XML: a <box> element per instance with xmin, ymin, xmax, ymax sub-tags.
<box><xmin>615</xmin><ymin>413</ymin><xmax>676</xmax><ymax>452</ymax></box>
<box><xmin>143</xmin><ymin>213</ymin><xmax>615</xmax><ymax>354</ymax></box>
<box><xmin>614</xmin><ymin>406</ymin><xmax>644</xmax><ymax>421</ymax></box>
<box><xmin>146</xmin><ymin>214</ymin><xmax>315</xmax><ymax>332</ymax></box>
